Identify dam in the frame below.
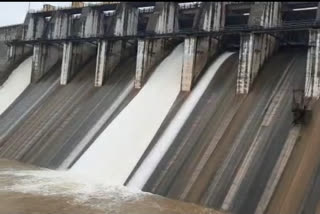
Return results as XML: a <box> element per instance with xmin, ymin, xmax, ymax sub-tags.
<box><xmin>0</xmin><ymin>1</ymin><xmax>320</xmax><ymax>214</ymax></box>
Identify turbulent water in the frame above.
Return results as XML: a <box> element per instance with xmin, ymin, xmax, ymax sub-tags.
<box><xmin>0</xmin><ymin>159</ymin><xmax>221</xmax><ymax>214</ymax></box>
<box><xmin>0</xmin><ymin>56</ymin><xmax>32</xmax><ymax>115</ymax></box>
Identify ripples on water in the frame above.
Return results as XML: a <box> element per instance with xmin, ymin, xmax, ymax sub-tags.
<box><xmin>0</xmin><ymin>160</ymin><xmax>218</xmax><ymax>214</ymax></box>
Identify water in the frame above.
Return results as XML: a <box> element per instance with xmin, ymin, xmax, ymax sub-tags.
<box><xmin>71</xmin><ymin>44</ymin><xmax>184</xmax><ymax>185</ymax></box>
<box><xmin>0</xmin><ymin>56</ymin><xmax>32</xmax><ymax>115</ymax></box>
<box><xmin>0</xmin><ymin>159</ymin><xmax>218</xmax><ymax>214</ymax></box>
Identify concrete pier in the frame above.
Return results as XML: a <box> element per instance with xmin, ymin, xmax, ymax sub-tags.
<box><xmin>24</xmin><ymin>15</ymin><xmax>45</xmax><ymax>41</ymax></box>
<box><xmin>7</xmin><ymin>45</ymin><xmax>27</xmax><ymax>62</ymax></box>
<box><xmin>95</xmin><ymin>40</ymin><xmax>123</xmax><ymax>86</ymax></box>
<box><xmin>181</xmin><ymin>2</ymin><xmax>225</xmax><ymax>91</ymax></box>
<box><xmin>81</xmin><ymin>7</ymin><xmax>104</xmax><ymax>38</ymax></box>
<box><xmin>305</xmin><ymin>6</ymin><xmax>320</xmax><ymax>99</ymax></box>
<box><xmin>94</xmin><ymin>3</ymin><xmax>138</xmax><ymax>87</ymax></box>
<box><xmin>305</xmin><ymin>29</ymin><xmax>320</xmax><ymax>99</ymax></box>
<box><xmin>51</xmin><ymin>11</ymin><xmax>71</xmax><ymax>39</ymax></box>
<box><xmin>237</xmin><ymin>2</ymin><xmax>281</xmax><ymax>94</ymax></box>
<box><xmin>134</xmin><ymin>2</ymin><xmax>179</xmax><ymax>89</ymax></box>
<box><xmin>60</xmin><ymin>42</ymin><xmax>95</xmax><ymax>85</ymax></box>
<box><xmin>31</xmin><ymin>44</ymin><xmax>60</xmax><ymax>83</ymax></box>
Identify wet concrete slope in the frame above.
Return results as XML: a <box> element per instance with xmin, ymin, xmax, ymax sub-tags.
<box><xmin>143</xmin><ymin>49</ymin><xmax>306</xmax><ymax>214</ymax></box>
<box><xmin>0</xmin><ymin>62</ymin><xmax>61</xmax><ymax>140</ymax></box>
<box><xmin>266</xmin><ymin>97</ymin><xmax>320</xmax><ymax>214</ymax></box>
<box><xmin>0</xmin><ymin>57</ymin><xmax>136</xmax><ymax>169</ymax></box>
<box><xmin>234</xmin><ymin>50</ymin><xmax>306</xmax><ymax>214</ymax></box>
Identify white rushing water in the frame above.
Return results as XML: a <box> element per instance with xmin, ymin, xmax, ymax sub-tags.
<box><xmin>71</xmin><ymin>44</ymin><xmax>184</xmax><ymax>185</ymax></box>
<box><xmin>0</xmin><ymin>170</ymin><xmax>143</xmax><ymax>200</ymax></box>
<box><xmin>0</xmin><ymin>56</ymin><xmax>32</xmax><ymax>115</ymax></box>
<box><xmin>127</xmin><ymin>52</ymin><xmax>235</xmax><ymax>189</ymax></box>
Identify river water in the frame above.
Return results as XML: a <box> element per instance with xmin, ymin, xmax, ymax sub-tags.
<box><xmin>0</xmin><ymin>159</ymin><xmax>221</xmax><ymax>214</ymax></box>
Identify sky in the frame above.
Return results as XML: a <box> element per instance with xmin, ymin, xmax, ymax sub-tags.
<box><xmin>0</xmin><ymin>2</ymin><xmax>73</xmax><ymax>27</ymax></box>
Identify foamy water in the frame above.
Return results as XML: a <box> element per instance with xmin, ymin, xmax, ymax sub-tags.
<box><xmin>71</xmin><ymin>44</ymin><xmax>184</xmax><ymax>185</ymax></box>
<box><xmin>0</xmin><ymin>56</ymin><xmax>32</xmax><ymax>115</ymax></box>
<box><xmin>0</xmin><ymin>165</ymin><xmax>218</xmax><ymax>214</ymax></box>
<box><xmin>0</xmin><ymin>170</ymin><xmax>144</xmax><ymax>202</ymax></box>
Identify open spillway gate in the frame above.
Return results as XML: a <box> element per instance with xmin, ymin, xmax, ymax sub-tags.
<box><xmin>0</xmin><ymin>2</ymin><xmax>320</xmax><ymax>97</ymax></box>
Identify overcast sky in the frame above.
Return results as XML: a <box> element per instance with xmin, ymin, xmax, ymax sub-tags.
<box><xmin>0</xmin><ymin>2</ymin><xmax>74</xmax><ymax>27</ymax></box>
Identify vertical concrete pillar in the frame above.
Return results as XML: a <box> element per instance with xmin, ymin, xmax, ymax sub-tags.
<box><xmin>31</xmin><ymin>43</ymin><xmax>60</xmax><ymax>83</ymax></box>
<box><xmin>61</xmin><ymin>41</ymin><xmax>96</xmax><ymax>85</ymax></box>
<box><xmin>81</xmin><ymin>7</ymin><xmax>104</xmax><ymax>38</ymax></box>
<box><xmin>134</xmin><ymin>2</ymin><xmax>179</xmax><ymax>89</ymax></box>
<box><xmin>95</xmin><ymin>40</ymin><xmax>123</xmax><ymax>86</ymax></box>
<box><xmin>134</xmin><ymin>39</ymin><xmax>173</xmax><ymax>88</ymax></box>
<box><xmin>305</xmin><ymin>29</ymin><xmax>320</xmax><ymax>99</ymax></box>
<box><xmin>213</xmin><ymin>2</ymin><xmax>227</xmax><ymax>31</ymax></box>
<box><xmin>95</xmin><ymin>40</ymin><xmax>107</xmax><ymax>87</ymax></box>
<box><xmin>113</xmin><ymin>3</ymin><xmax>139</xmax><ymax>36</ymax></box>
<box><xmin>94</xmin><ymin>3</ymin><xmax>138</xmax><ymax>87</ymax></box>
<box><xmin>237</xmin><ymin>2</ymin><xmax>282</xmax><ymax>94</ymax></box>
<box><xmin>146</xmin><ymin>2</ymin><xmax>179</xmax><ymax>34</ymax></box>
<box><xmin>52</xmin><ymin>11</ymin><xmax>71</xmax><ymax>39</ymax></box>
<box><xmin>7</xmin><ymin>44</ymin><xmax>26</xmax><ymax>61</ymax></box>
<box><xmin>316</xmin><ymin>2</ymin><xmax>320</xmax><ymax>24</ymax></box>
<box><xmin>181</xmin><ymin>2</ymin><xmax>224</xmax><ymax>91</ymax></box>
<box><xmin>237</xmin><ymin>33</ymin><xmax>254</xmax><ymax>94</ymax></box>
<box><xmin>135</xmin><ymin>39</ymin><xmax>150</xmax><ymax>89</ymax></box>
<box><xmin>61</xmin><ymin>42</ymin><xmax>73</xmax><ymax>85</ymax></box>
<box><xmin>181</xmin><ymin>37</ymin><xmax>196</xmax><ymax>91</ymax></box>
<box><xmin>24</xmin><ymin>15</ymin><xmax>45</xmax><ymax>40</ymax></box>
<box><xmin>31</xmin><ymin>44</ymin><xmax>45</xmax><ymax>83</ymax></box>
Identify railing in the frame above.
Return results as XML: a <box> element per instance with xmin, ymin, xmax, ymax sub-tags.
<box><xmin>138</xmin><ymin>7</ymin><xmax>154</xmax><ymax>14</ymax></box>
<box><xmin>178</xmin><ymin>2</ymin><xmax>202</xmax><ymax>10</ymax></box>
<box><xmin>27</xmin><ymin>2</ymin><xmax>203</xmax><ymax>15</ymax></box>
<box><xmin>6</xmin><ymin>19</ymin><xmax>319</xmax><ymax>44</ymax></box>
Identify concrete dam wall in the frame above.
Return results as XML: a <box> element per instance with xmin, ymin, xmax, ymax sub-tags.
<box><xmin>1</xmin><ymin>2</ymin><xmax>320</xmax><ymax>214</ymax></box>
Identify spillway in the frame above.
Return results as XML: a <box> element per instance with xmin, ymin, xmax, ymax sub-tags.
<box><xmin>0</xmin><ymin>56</ymin><xmax>32</xmax><ymax>115</ymax></box>
<box><xmin>0</xmin><ymin>56</ymin><xmax>136</xmax><ymax>169</ymax></box>
<box><xmin>71</xmin><ymin>43</ymin><xmax>184</xmax><ymax>185</ymax></box>
<box><xmin>127</xmin><ymin>51</ymin><xmax>235</xmax><ymax>189</ymax></box>
<box><xmin>139</xmin><ymin>49</ymin><xmax>307</xmax><ymax>214</ymax></box>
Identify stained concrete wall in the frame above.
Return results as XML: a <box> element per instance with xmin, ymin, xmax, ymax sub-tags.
<box><xmin>181</xmin><ymin>2</ymin><xmax>226</xmax><ymax>92</ymax></box>
<box><xmin>80</xmin><ymin>7</ymin><xmax>104</xmax><ymax>38</ymax></box>
<box><xmin>305</xmin><ymin>6</ymin><xmax>320</xmax><ymax>99</ymax></box>
<box><xmin>135</xmin><ymin>2</ymin><xmax>179</xmax><ymax>89</ymax></box>
<box><xmin>60</xmin><ymin>42</ymin><xmax>95</xmax><ymax>85</ymax></box>
<box><xmin>31</xmin><ymin>44</ymin><xmax>61</xmax><ymax>83</ymax></box>
<box><xmin>135</xmin><ymin>39</ymin><xmax>177</xmax><ymax>88</ymax></box>
<box><xmin>146</xmin><ymin>2</ymin><xmax>179</xmax><ymax>34</ymax></box>
<box><xmin>24</xmin><ymin>15</ymin><xmax>46</xmax><ymax>41</ymax></box>
<box><xmin>95</xmin><ymin>3</ymin><xmax>138</xmax><ymax>87</ymax></box>
<box><xmin>50</xmin><ymin>11</ymin><xmax>72</xmax><ymax>39</ymax></box>
<box><xmin>237</xmin><ymin>2</ymin><xmax>281</xmax><ymax>94</ymax></box>
<box><xmin>111</xmin><ymin>3</ymin><xmax>139</xmax><ymax>36</ymax></box>
<box><xmin>305</xmin><ymin>29</ymin><xmax>320</xmax><ymax>99</ymax></box>
<box><xmin>0</xmin><ymin>25</ymin><xmax>24</xmax><ymax>41</ymax></box>
<box><xmin>181</xmin><ymin>36</ymin><xmax>219</xmax><ymax>91</ymax></box>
